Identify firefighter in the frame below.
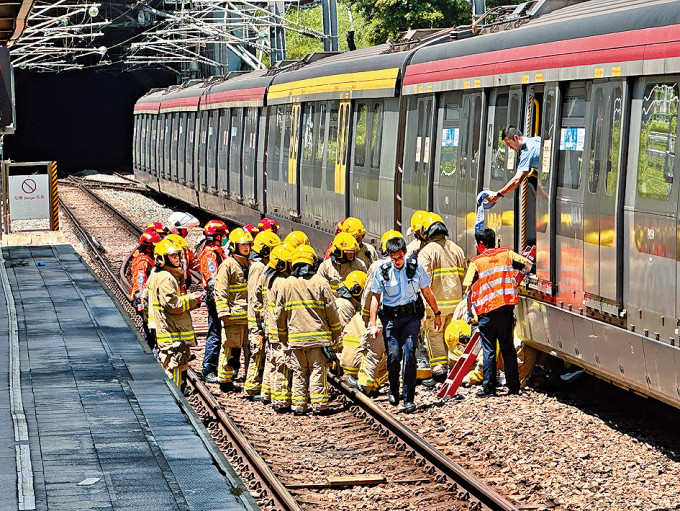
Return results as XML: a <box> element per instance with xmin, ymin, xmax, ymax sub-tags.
<box><xmin>130</xmin><ymin>231</ymin><xmax>161</xmax><ymax>350</ymax></box>
<box><xmin>151</xmin><ymin>237</ymin><xmax>205</xmax><ymax>394</ymax></box>
<box><xmin>336</xmin><ymin>270</ymin><xmax>366</xmax><ymax>327</ymax></box>
<box><xmin>258</xmin><ymin>217</ymin><xmax>279</xmax><ymax>234</ymax></box>
<box><xmin>342</xmin><ymin>217</ymin><xmax>379</xmax><ymax>269</ymax></box>
<box><xmin>198</xmin><ymin>220</ymin><xmax>228</xmax><ymax>383</ymax></box>
<box><xmin>167</xmin><ymin>211</ymin><xmax>200</xmax><ymax>286</ymax></box>
<box><xmin>361</xmin><ymin>230</ymin><xmax>403</xmax><ymax>322</ymax></box>
<box><xmin>243</xmin><ymin>224</ymin><xmax>260</xmax><ymax>237</ymax></box>
<box><xmin>324</xmin><ymin>220</ymin><xmax>346</xmax><ymax>260</ymax></box>
<box><xmin>406</xmin><ymin>210</ymin><xmax>430</xmax><ymax>256</ymax></box>
<box><xmin>463</xmin><ymin>227</ymin><xmax>532</xmax><ymax>397</ymax></box>
<box><xmin>215</xmin><ymin>227</ymin><xmax>253</xmax><ymax>391</ymax></box>
<box><xmin>418</xmin><ymin>212</ymin><xmax>466</xmax><ymax>385</ymax></box>
<box><xmin>283</xmin><ymin>230</ymin><xmax>311</xmax><ymax>249</ymax></box>
<box><xmin>275</xmin><ymin>245</ymin><xmax>341</xmax><ymax>415</ymax></box>
<box><xmin>244</xmin><ymin>230</ymin><xmax>282</xmax><ymax>397</ymax></box>
<box><xmin>317</xmin><ymin>232</ymin><xmax>367</xmax><ymax>296</ymax></box>
<box><xmin>262</xmin><ymin>244</ymin><xmax>293</xmax><ymax>410</ymax></box>
<box><xmin>145</xmin><ymin>221</ymin><xmax>167</xmax><ymax>238</ymax></box>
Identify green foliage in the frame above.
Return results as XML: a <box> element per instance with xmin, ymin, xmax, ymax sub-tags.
<box><xmin>284</xmin><ymin>0</ymin><xmax>372</xmax><ymax>61</ymax></box>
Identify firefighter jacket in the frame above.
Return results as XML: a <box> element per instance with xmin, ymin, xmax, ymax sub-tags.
<box><xmin>248</xmin><ymin>260</ymin><xmax>267</xmax><ymax>337</ymax></box>
<box><xmin>418</xmin><ymin>235</ymin><xmax>466</xmax><ymax>316</ymax></box>
<box><xmin>357</xmin><ymin>242</ymin><xmax>379</xmax><ymax>269</ymax></box>
<box><xmin>198</xmin><ymin>244</ymin><xmax>225</xmax><ymax>289</ymax></box>
<box><xmin>215</xmin><ymin>255</ymin><xmax>249</xmax><ymax>324</ymax></box>
<box><xmin>129</xmin><ymin>250</ymin><xmax>154</xmax><ymax>301</ymax></box>
<box><xmin>265</xmin><ymin>273</ymin><xmax>287</xmax><ymax>342</ymax></box>
<box><xmin>336</xmin><ymin>295</ymin><xmax>359</xmax><ymax>329</ymax></box>
<box><xmin>142</xmin><ymin>269</ymin><xmax>156</xmax><ymax>327</ymax></box>
<box><xmin>340</xmin><ymin>312</ymin><xmax>366</xmax><ymax>376</ymax></box>
<box><xmin>151</xmin><ymin>265</ymin><xmax>202</xmax><ymax>346</ymax></box>
<box><xmin>465</xmin><ymin>248</ymin><xmax>528</xmax><ymax>315</ymax></box>
<box><xmin>406</xmin><ymin>238</ymin><xmax>426</xmax><ymax>256</ymax></box>
<box><xmin>317</xmin><ymin>257</ymin><xmax>366</xmax><ymax>296</ymax></box>
<box><xmin>361</xmin><ymin>260</ymin><xmax>380</xmax><ymax>323</ymax></box>
<box><xmin>275</xmin><ymin>274</ymin><xmax>341</xmax><ymax>349</ymax></box>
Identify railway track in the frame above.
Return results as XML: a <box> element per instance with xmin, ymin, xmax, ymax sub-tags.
<box><xmin>59</xmin><ymin>179</ymin><xmax>520</xmax><ymax>511</ymax></box>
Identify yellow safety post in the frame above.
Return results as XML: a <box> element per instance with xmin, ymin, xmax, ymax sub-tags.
<box><xmin>48</xmin><ymin>161</ymin><xmax>59</xmax><ymax>231</ymax></box>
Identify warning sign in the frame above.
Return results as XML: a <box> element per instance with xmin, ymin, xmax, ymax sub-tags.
<box><xmin>9</xmin><ymin>175</ymin><xmax>50</xmax><ymax>220</ymax></box>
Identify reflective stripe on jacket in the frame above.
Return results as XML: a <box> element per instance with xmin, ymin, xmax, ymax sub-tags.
<box><xmin>265</xmin><ymin>274</ymin><xmax>287</xmax><ymax>342</ymax></box>
<box><xmin>198</xmin><ymin>244</ymin><xmax>224</xmax><ymax>288</ymax></box>
<box><xmin>152</xmin><ymin>266</ymin><xmax>200</xmax><ymax>346</ymax></box>
<box><xmin>215</xmin><ymin>256</ymin><xmax>249</xmax><ymax>323</ymax></box>
<box><xmin>418</xmin><ymin>236</ymin><xmax>466</xmax><ymax>316</ymax></box>
<box><xmin>468</xmin><ymin>248</ymin><xmax>519</xmax><ymax>315</ymax></box>
<box><xmin>248</xmin><ymin>261</ymin><xmax>266</xmax><ymax>336</ymax></box>
<box><xmin>317</xmin><ymin>258</ymin><xmax>366</xmax><ymax>297</ymax></box>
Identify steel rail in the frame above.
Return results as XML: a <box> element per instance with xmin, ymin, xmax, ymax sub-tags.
<box><xmin>328</xmin><ymin>374</ymin><xmax>520</xmax><ymax>511</ymax></box>
<box><xmin>186</xmin><ymin>369</ymin><xmax>304</xmax><ymax>511</ymax></box>
<box><xmin>74</xmin><ymin>181</ymin><xmax>145</xmax><ymax>236</ymax></box>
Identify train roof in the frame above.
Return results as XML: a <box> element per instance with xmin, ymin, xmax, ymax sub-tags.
<box><xmin>158</xmin><ymin>80</ymin><xmax>211</xmax><ymax>113</ymax></box>
<box><xmin>133</xmin><ymin>88</ymin><xmax>167</xmax><ymax>114</ymax></box>
<box><xmin>202</xmin><ymin>69</ymin><xmax>272</xmax><ymax>110</ymax></box>
<box><xmin>404</xmin><ymin>0</ymin><xmax>680</xmax><ymax>93</ymax></box>
<box><xmin>267</xmin><ymin>44</ymin><xmax>411</xmax><ymax>104</ymax></box>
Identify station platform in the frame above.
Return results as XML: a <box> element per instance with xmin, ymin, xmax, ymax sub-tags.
<box><xmin>0</xmin><ymin>244</ymin><xmax>258</xmax><ymax>511</ymax></box>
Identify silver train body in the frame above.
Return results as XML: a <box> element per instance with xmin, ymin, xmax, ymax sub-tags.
<box><xmin>133</xmin><ymin>0</ymin><xmax>680</xmax><ymax>407</ymax></box>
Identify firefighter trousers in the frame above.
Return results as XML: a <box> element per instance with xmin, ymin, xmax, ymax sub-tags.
<box><xmin>158</xmin><ymin>340</ymin><xmax>190</xmax><ymax>389</ymax></box>
<box><xmin>357</xmin><ymin>333</ymin><xmax>388</xmax><ymax>393</ymax></box>
<box><xmin>424</xmin><ymin>313</ymin><xmax>453</xmax><ymax>375</ymax></box>
<box><xmin>244</xmin><ymin>333</ymin><xmax>266</xmax><ymax>395</ymax></box>
<box><xmin>286</xmin><ymin>347</ymin><xmax>330</xmax><ymax>411</ymax></box>
<box><xmin>270</xmin><ymin>342</ymin><xmax>291</xmax><ymax>406</ymax></box>
<box><xmin>218</xmin><ymin>324</ymin><xmax>248</xmax><ymax>383</ymax></box>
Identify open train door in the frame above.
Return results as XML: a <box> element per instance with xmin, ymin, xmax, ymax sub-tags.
<box><xmin>336</xmin><ymin>100</ymin><xmax>351</xmax><ymax>204</ymax></box>
<box><xmin>582</xmin><ymin>81</ymin><xmax>627</xmax><ymax>317</ymax></box>
<box><xmin>287</xmin><ymin>103</ymin><xmax>302</xmax><ymax>218</ymax></box>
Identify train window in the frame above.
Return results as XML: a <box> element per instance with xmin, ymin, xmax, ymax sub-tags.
<box><xmin>415</xmin><ymin>101</ymin><xmax>425</xmax><ymax>174</ymax></box>
<box><xmin>492</xmin><ymin>94</ymin><xmax>509</xmax><ymax>179</ymax></box>
<box><xmin>508</xmin><ymin>92</ymin><xmax>521</xmax><ymax>179</ymax></box>
<box><xmin>636</xmin><ymin>82</ymin><xmax>678</xmax><ymax>201</ymax></box>
<box><xmin>315</xmin><ymin>103</ymin><xmax>327</xmax><ymax>178</ymax></box>
<box><xmin>371</xmin><ymin>102</ymin><xmax>383</xmax><ymax>169</ymax></box>
<box><xmin>539</xmin><ymin>89</ymin><xmax>556</xmax><ymax>186</ymax></box>
<box><xmin>459</xmin><ymin>97</ymin><xmax>471</xmax><ymax>179</ymax></box>
<box><xmin>355</xmin><ymin>103</ymin><xmax>367</xmax><ymax>167</ymax></box>
<box><xmin>267</xmin><ymin>106</ymin><xmax>281</xmax><ymax>182</ymax></box>
<box><xmin>230</xmin><ymin>109</ymin><xmax>243</xmax><ymax>180</ymax></box>
<box><xmin>282</xmin><ymin>105</ymin><xmax>292</xmax><ymax>183</ymax></box>
<box><xmin>302</xmin><ymin>103</ymin><xmax>314</xmax><ymax>163</ymax></box>
<box><xmin>606</xmin><ymin>87</ymin><xmax>622</xmax><ymax>196</ymax></box>
<box><xmin>301</xmin><ymin>103</ymin><xmax>321</xmax><ymax>189</ymax></box>
<box><xmin>471</xmin><ymin>95</ymin><xmax>483</xmax><ymax>180</ymax></box>
<box><xmin>556</xmin><ymin>86</ymin><xmax>586</xmax><ymax>189</ymax></box>
<box><xmin>326</xmin><ymin>105</ymin><xmax>339</xmax><ymax>192</ymax></box>
<box><xmin>440</xmin><ymin>92</ymin><xmax>461</xmax><ymax>182</ymax></box>
<box><xmin>588</xmin><ymin>87</ymin><xmax>605</xmax><ymax>194</ymax></box>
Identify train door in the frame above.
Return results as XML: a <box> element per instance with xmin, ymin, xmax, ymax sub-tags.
<box><xmin>521</xmin><ymin>85</ymin><xmax>543</xmax><ymax>251</ymax></box>
<box><xmin>300</xmin><ymin>102</ymin><xmax>324</xmax><ymax>224</ymax></box>
<box><xmin>156</xmin><ymin>116</ymin><xmax>164</xmax><ymax>178</ymax></box>
<box><xmin>457</xmin><ymin>91</ymin><xmax>486</xmax><ymax>255</ymax></box>
<box><xmin>206</xmin><ymin>110</ymin><xmax>219</xmax><ymax>193</ymax></box>
<box><xmin>321</xmin><ymin>102</ymin><xmax>345</xmax><ymax>230</ymax></box>
<box><xmin>197</xmin><ymin>110</ymin><xmax>208</xmax><ymax>189</ymax></box>
<box><xmin>403</xmin><ymin>95</ymin><xmax>436</xmax><ymax>226</ymax></box>
<box><xmin>336</xmin><ymin>100</ymin><xmax>351</xmax><ymax>201</ymax></box>
<box><xmin>287</xmin><ymin>103</ymin><xmax>301</xmax><ymax>216</ymax></box>
<box><xmin>170</xmin><ymin>113</ymin><xmax>179</xmax><ymax>182</ymax></box>
<box><xmin>242</xmin><ymin>107</ymin><xmax>259</xmax><ymax>207</ymax></box>
<box><xmin>229</xmin><ymin>108</ymin><xmax>244</xmax><ymax>201</ymax></box>
<box><xmin>435</xmin><ymin>91</ymin><xmax>462</xmax><ymax>243</ymax></box>
<box><xmin>178</xmin><ymin>114</ymin><xmax>188</xmax><ymax>183</ymax></box>
<box><xmin>218</xmin><ymin>109</ymin><xmax>231</xmax><ymax>195</ymax></box>
<box><xmin>583</xmin><ymin>81</ymin><xmax>626</xmax><ymax>314</ymax></box>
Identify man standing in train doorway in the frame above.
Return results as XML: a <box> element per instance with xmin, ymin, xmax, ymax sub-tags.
<box><xmin>463</xmin><ymin>228</ymin><xmax>532</xmax><ymax>397</ymax></box>
<box><xmin>487</xmin><ymin>126</ymin><xmax>540</xmax><ymax>204</ymax></box>
<box><xmin>367</xmin><ymin>237</ymin><xmax>442</xmax><ymax>414</ymax></box>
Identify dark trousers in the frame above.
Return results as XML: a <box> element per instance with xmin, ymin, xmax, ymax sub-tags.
<box><xmin>478</xmin><ymin>304</ymin><xmax>520</xmax><ymax>393</ymax></box>
<box><xmin>202</xmin><ymin>295</ymin><xmax>222</xmax><ymax>375</ymax></box>
<box><xmin>381</xmin><ymin>312</ymin><xmax>420</xmax><ymax>403</ymax></box>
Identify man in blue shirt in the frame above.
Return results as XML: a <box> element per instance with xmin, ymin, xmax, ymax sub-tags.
<box><xmin>368</xmin><ymin>236</ymin><xmax>441</xmax><ymax>413</ymax></box>
<box><xmin>487</xmin><ymin>126</ymin><xmax>541</xmax><ymax>204</ymax></box>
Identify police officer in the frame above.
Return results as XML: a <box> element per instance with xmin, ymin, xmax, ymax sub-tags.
<box><xmin>417</xmin><ymin>213</ymin><xmax>466</xmax><ymax>384</ymax></box>
<box><xmin>487</xmin><ymin>126</ymin><xmax>541</xmax><ymax>204</ymax></box>
<box><xmin>463</xmin><ymin>228</ymin><xmax>532</xmax><ymax>397</ymax></box>
<box><xmin>317</xmin><ymin>232</ymin><xmax>367</xmax><ymax>296</ymax></box>
<box><xmin>244</xmin><ymin>230</ymin><xmax>281</xmax><ymax>397</ymax></box>
<box><xmin>198</xmin><ymin>220</ymin><xmax>228</xmax><ymax>383</ymax></box>
<box><xmin>215</xmin><ymin>228</ymin><xmax>252</xmax><ymax>391</ymax></box>
<box><xmin>368</xmin><ymin>237</ymin><xmax>441</xmax><ymax>413</ymax></box>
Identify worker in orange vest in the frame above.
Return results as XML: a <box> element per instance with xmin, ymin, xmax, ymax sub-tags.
<box><xmin>130</xmin><ymin>230</ymin><xmax>162</xmax><ymax>350</ymax></box>
<box><xmin>463</xmin><ymin>228</ymin><xmax>532</xmax><ymax>397</ymax></box>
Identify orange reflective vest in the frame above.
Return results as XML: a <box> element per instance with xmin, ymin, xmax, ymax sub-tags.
<box><xmin>468</xmin><ymin>248</ymin><xmax>519</xmax><ymax>315</ymax></box>
<box><xmin>129</xmin><ymin>250</ymin><xmax>154</xmax><ymax>301</ymax></box>
<box><xmin>198</xmin><ymin>244</ymin><xmax>225</xmax><ymax>288</ymax></box>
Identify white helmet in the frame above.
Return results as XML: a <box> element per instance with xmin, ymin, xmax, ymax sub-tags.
<box><xmin>167</xmin><ymin>212</ymin><xmax>199</xmax><ymax>235</ymax></box>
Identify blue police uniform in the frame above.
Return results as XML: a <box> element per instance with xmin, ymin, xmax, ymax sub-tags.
<box><xmin>370</xmin><ymin>257</ymin><xmax>432</xmax><ymax>404</ymax></box>
<box><xmin>517</xmin><ymin>136</ymin><xmax>541</xmax><ymax>175</ymax></box>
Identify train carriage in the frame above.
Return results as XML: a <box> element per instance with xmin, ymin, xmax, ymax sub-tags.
<box><xmin>133</xmin><ymin>0</ymin><xmax>680</xmax><ymax>408</ymax></box>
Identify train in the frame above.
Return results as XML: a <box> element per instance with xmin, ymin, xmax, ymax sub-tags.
<box><xmin>133</xmin><ymin>0</ymin><xmax>680</xmax><ymax>408</ymax></box>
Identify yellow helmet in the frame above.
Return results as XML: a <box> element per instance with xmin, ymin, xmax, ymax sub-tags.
<box><xmin>253</xmin><ymin>231</ymin><xmax>281</xmax><ymax>256</ymax></box>
<box><xmin>333</xmin><ymin>232</ymin><xmax>360</xmax><ymax>253</ymax></box>
<box><xmin>268</xmin><ymin>244</ymin><xmax>293</xmax><ymax>272</ymax></box>
<box><xmin>154</xmin><ymin>238</ymin><xmax>182</xmax><ymax>257</ymax></box>
<box><xmin>166</xmin><ymin>233</ymin><xmax>188</xmax><ymax>249</ymax></box>
<box><xmin>407</xmin><ymin>210</ymin><xmax>429</xmax><ymax>237</ymax></box>
<box><xmin>291</xmin><ymin>245</ymin><xmax>317</xmax><ymax>267</ymax></box>
<box><xmin>283</xmin><ymin>230</ymin><xmax>310</xmax><ymax>249</ymax></box>
<box><xmin>343</xmin><ymin>270</ymin><xmax>367</xmax><ymax>297</ymax></box>
<box><xmin>380</xmin><ymin>229</ymin><xmax>404</xmax><ymax>254</ymax></box>
<box><xmin>342</xmin><ymin>217</ymin><xmax>366</xmax><ymax>238</ymax></box>
<box><xmin>444</xmin><ymin>319</ymin><xmax>472</xmax><ymax>352</ymax></box>
<box><xmin>229</xmin><ymin>228</ymin><xmax>254</xmax><ymax>245</ymax></box>
<box><xmin>422</xmin><ymin>212</ymin><xmax>448</xmax><ymax>239</ymax></box>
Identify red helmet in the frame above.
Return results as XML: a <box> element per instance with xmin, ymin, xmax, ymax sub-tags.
<box><xmin>243</xmin><ymin>224</ymin><xmax>260</xmax><ymax>237</ymax></box>
<box><xmin>204</xmin><ymin>220</ymin><xmax>228</xmax><ymax>239</ymax></box>
<box><xmin>258</xmin><ymin>218</ymin><xmax>279</xmax><ymax>233</ymax></box>
<box><xmin>140</xmin><ymin>231</ymin><xmax>161</xmax><ymax>246</ymax></box>
<box><xmin>145</xmin><ymin>222</ymin><xmax>167</xmax><ymax>238</ymax></box>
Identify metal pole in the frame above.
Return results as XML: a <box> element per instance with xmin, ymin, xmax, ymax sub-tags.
<box><xmin>322</xmin><ymin>0</ymin><xmax>338</xmax><ymax>52</ymax></box>
<box><xmin>269</xmin><ymin>1</ymin><xmax>286</xmax><ymax>64</ymax></box>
